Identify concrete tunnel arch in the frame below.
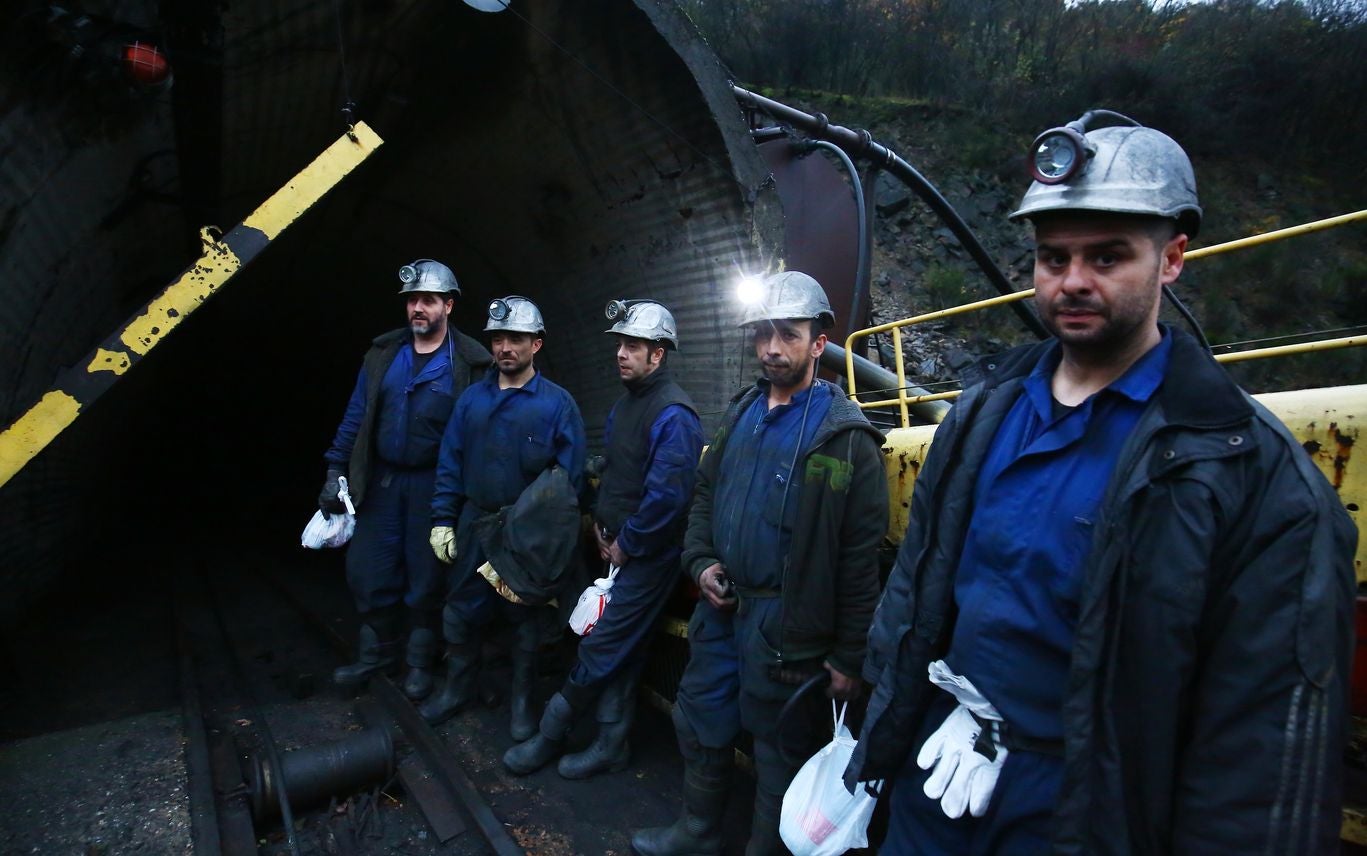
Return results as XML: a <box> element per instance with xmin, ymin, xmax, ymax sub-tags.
<box><xmin>0</xmin><ymin>0</ymin><xmax>789</xmax><ymax>622</ymax></box>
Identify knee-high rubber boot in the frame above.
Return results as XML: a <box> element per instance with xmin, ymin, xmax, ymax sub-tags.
<box><xmin>502</xmin><ymin>691</ymin><xmax>577</xmax><ymax>775</ymax></box>
<box><xmin>333</xmin><ymin>607</ymin><xmax>401</xmax><ymax>689</ymax></box>
<box><xmin>509</xmin><ymin>620</ymin><xmax>539</xmax><ymax>742</ymax></box>
<box><xmin>632</xmin><ymin>707</ymin><xmax>732</xmax><ymax>856</ymax></box>
<box><xmin>558</xmin><ymin>672</ymin><xmax>636</xmax><ymax>780</ymax></box>
<box><xmin>744</xmin><ymin>789</ymin><xmax>788</xmax><ymax>856</ymax></box>
<box><xmin>418</xmin><ymin>609</ymin><xmax>481</xmax><ymax>725</ymax></box>
<box><xmin>401</xmin><ymin>621</ymin><xmax>439</xmax><ymax>701</ymax></box>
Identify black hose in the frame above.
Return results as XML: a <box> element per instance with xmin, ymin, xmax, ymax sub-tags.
<box><xmin>733</xmin><ymin>85</ymin><xmax>1049</xmax><ymax>340</ymax></box>
<box><xmin>1163</xmin><ymin>285</ymin><xmax>1211</xmax><ymax>351</ymax></box>
<box><xmin>803</xmin><ymin>140</ymin><xmax>872</xmax><ymax>340</ymax></box>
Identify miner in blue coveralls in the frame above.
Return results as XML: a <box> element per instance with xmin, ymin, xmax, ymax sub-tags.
<box><xmin>502</xmin><ymin>299</ymin><xmax>704</xmax><ymax>779</ymax></box>
<box><xmin>319</xmin><ymin>260</ymin><xmax>492</xmax><ymax>700</ymax></box>
<box><xmin>420</xmin><ymin>296</ymin><xmax>587</xmax><ymax>741</ymax></box>
<box><xmin>632</xmin><ymin>272</ymin><xmax>889</xmax><ymax>856</ymax></box>
<box><xmin>845</xmin><ymin>114</ymin><xmax>1356</xmax><ymax>853</ymax></box>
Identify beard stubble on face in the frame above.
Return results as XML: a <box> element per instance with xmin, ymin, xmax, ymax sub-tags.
<box><xmin>761</xmin><ymin>357</ymin><xmax>811</xmax><ymax>389</ymax></box>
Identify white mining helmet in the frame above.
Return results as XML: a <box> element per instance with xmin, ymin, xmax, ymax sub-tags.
<box><xmin>1011</xmin><ymin>112</ymin><xmax>1202</xmax><ymax>239</ymax></box>
<box><xmin>485</xmin><ymin>295</ymin><xmax>546</xmax><ymax>335</ymax></box>
<box><xmin>604</xmin><ymin>299</ymin><xmax>680</xmax><ymax>350</ymax></box>
<box><xmin>397</xmin><ymin>259</ymin><xmax>460</xmax><ymax>295</ymax></box>
<box><xmin>737</xmin><ymin>270</ymin><xmax>836</xmax><ymax>330</ymax></box>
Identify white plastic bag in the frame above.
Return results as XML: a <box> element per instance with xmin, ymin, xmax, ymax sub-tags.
<box><xmin>301</xmin><ymin>476</ymin><xmax>356</xmax><ymax>549</ymax></box>
<box><xmin>568</xmin><ymin>564</ymin><xmax>620</xmax><ymax>636</ymax></box>
<box><xmin>780</xmin><ymin>701</ymin><xmax>881</xmax><ymax>856</ymax></box>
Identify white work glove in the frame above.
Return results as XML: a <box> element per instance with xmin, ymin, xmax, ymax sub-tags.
<box><xmin>429</xmin><ymin>526</ymin><xmax>456</xmax><ymax>564</ymax></box>
<box><xmin>917</xmin><ymin>703</ymin><xmax>1007</xmax><ymax>818</ymax></box>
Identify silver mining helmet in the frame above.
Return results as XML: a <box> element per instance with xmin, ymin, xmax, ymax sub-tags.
<box><xmin>396</xmin><ymin>259</ymin><xmax>461</xmax><ymax>295</ymax></box>
<box><xmin>485</xmin><ymin>295</ymin><xmax>545</xmax><ymax>335</ymax></box>
<box><xmin>737</xmin><ymin>270</ymin><xmax>836</xmax><ymax>329</ymax></box>
<box><xmin>1010</xmin><ymin>121</ymin><xmax>1202</xmax><ymax>238</ymax></box>
<box><xmin>603</xmin><ymin>299</ymin><xmax>680</xmax><ymax>350</ymax></box>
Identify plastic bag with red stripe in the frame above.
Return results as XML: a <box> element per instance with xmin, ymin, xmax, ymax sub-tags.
<box><xmin>568</xmin><ymin>564</ymin><xmax>620</xmax><ymax>636</ymax></box>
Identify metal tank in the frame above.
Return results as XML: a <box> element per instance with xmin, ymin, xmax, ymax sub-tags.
<box><xmin>0</xmin><ymin>0</ymin><xmax>786</xmax><ymax>622</ymax></box>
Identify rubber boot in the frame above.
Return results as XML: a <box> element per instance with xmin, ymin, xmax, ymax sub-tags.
<box><xmin>418</xmin><ymin>641</ymin><xmax>480</xmax><ymax>725</ymax></box>
<box><xmin>401</xmin><ymin>625</ymin><xmax>438</xmax><ymax>701</ymax></box>
<box><xmin>558</xmin><ymin>673</ymin><xmax>636</xmax><ymax>780</ymax></box>
<box><xmin>508</xmin><ymin>620</ymin><xmax>539</xmax><ymax>742</ymax></box>
<box><xmin>743</xmin><ymin>790</ymin><xmax>787</xmax><ymax>856</ymax></box>
<box><xmin>502</xmin><ymin>691</ymin><xmax>577</xmax><ymax>775</ymax></box>
<box><xmin>631</xmin><ymin>751</ymin><xmax>731</xmax><ymax>855</ymax></box>
<box><xmin>332</xmin><ymin>607</ymin><xmax>401</xmax><ymax>689</ymax></box>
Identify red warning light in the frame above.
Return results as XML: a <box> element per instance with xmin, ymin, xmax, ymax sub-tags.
<box><xmin>120</xmin><ymin>41</ymin><xmax>170</xmax><ymax>86</ymax></box>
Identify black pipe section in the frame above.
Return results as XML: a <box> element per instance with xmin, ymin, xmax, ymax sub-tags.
<box><xmin>821</xmin><ymin>341</ymin><xmax>950</xmax><ymax>424</ymax></box>
<box><xmin>249</xmin><ymin>727</ymin><xmax>396</xmax><ymax>823</ymax></box>
<box><xmin>803</xmin><ymin>140</ymin><xmax>871</xmax><ymax>344</ymax></box>
<box><xmin>733</xmin><ymin>85</ymin><xmax>1049</xmax><ymax>340</ymax></box>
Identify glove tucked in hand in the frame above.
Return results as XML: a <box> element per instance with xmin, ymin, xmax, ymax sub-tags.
<box><xmin>917</xmin><ymin>704</ymin><xmax>1008</xmax><ymax>819</ymax></box>
<box><xmin>318</xmin><ymin>467</ymin><xmax>347</xmax><ymax>516</ymax></box>
<box><xmin>430</xmin><ymin>526</ymin><xmax>457</xmax><ymax>563</ymax></box>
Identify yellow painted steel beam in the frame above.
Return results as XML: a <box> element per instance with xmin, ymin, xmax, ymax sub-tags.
<box><xmin>0</xmin><ymin>122</ymin><xmax>383</xmax><ymax>490</ymax></box>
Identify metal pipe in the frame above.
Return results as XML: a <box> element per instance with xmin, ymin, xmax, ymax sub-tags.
<box><xmin>821</xmin><ymin>341</ymin><xmax>949</xmax><ymax>423</ymax></box>
<box><xmin>249</xmin><ymin>727</ymin><xmax>396</xmax><ymax>823</ymax></box>
<box><xmin>733</xmin><ymin>84</ymin><xmax>1049</xmax><ymax>339</ymax></box>
<box><xmin>1184</xmin><ymin>210</ymin><xmax>1367</xmax><ymax>260</ymax></box>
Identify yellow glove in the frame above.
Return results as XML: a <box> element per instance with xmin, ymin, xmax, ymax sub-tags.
<box><xmin>429</xmin><ymin>526</ymin><xmax>457</xmax><ymax>563</ymax></box>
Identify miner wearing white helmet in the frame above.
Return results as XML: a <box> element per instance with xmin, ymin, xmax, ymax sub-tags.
<box><xmin>633</xmin><ymin>271</ymin><xmax>889</xmax><ymax>855</ymax></box>
<box><xmin>319</xmin><ymin>259</ymin><xmax>492</xmax><ymax>701</ymax></box>
<box><xmin>422</xmin><ymin>296</ymin><xmax>587</xmax><ymax>742</ymax></box>
<box><xmin>503</xmin><ymin>299</ymin><xmax>704</xmax><ymax>779</ymax></box>
<box><xmin>848</xmin><ymin>112</ymin><xmax>1354</xmax><ymax>853</ymax></box>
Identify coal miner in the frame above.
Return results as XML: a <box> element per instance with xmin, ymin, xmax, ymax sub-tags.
<box><xmin>632</xmin><ymin>271</ymin><xmax>889</xmax><ymax>856</ymax></box>
<box><xmin>846</xmin><ymin>113</ymin><xmax>1356</xmax><ymax>853</ymax></box>
<box><xmin>503</xmin><ymin>299</ymin><xmax>704</xmax><ymax>779</ymax></box>
<box><xmin>319</xmin><ymin>260</ymin><xmax>492</xmax><ymax>699</ymax></box>
<box><xmin>421</xmin><ymin>296</ymin><xmax>587</xmax><ymax>742</ymax></box>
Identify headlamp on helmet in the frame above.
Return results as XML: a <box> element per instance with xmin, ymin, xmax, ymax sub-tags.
<box><xmin>604</xmin><ymin>299</ymin><xmax>679</xmax><ymax>349</ymax></box>
<box><xmin>1027</xmin><ymin>110</ymin><xmax>1140</xmax><ymax>185</ymax></box>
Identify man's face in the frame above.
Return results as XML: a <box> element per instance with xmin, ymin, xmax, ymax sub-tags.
<box><xmin>490</xmin><ymin>331</ymin><xmax>541</xmax><ymax>376</ymax></box>
<box><xmin>407</xmin><ymin>293</ymin><xmax>452</xmax><ymax>336</ymax></box>
<box><xmin>1032</xmin><ymin>215</ymin><xmax>1186</xmax><ymax>357</ymax></box>
<box><xmin>750</xmin><ymin>319</ymin><xmax>826</xmax><ymax>390</ymax></box>
<box><xmin>616</xmin><ymin>335</ymin><xmax>662</xmax><ymax>383</ymax></box>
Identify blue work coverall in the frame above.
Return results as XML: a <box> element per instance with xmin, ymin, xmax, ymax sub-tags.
<box><xmin>325</xmin><ymin>333</ymin><xmax>470</xmax><ymax>614</ymax></box>
<box><xmin>430</xmin><ymin>368</ymin><xmax>586</xmax><ymax>631</ymax></box>
<box><xmin>572</xmin><ymin>402</ymin><xmax>703</xmax><ymax>694</ymax></box>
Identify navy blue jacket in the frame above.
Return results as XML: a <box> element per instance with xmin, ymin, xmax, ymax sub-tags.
<box><xmin>325</xmin><ymin>327</ymin><xmax>491</xmax><ymax>506</ymax></box>
<box><xmin>431</xmin><ymin>368</ymin><xmax>587</xmax><ymax>526</ymax></box>
<box><xmin>602</xmin><ymin>402</ymin><xmax>704</xmax><ymax>559</ymax></box>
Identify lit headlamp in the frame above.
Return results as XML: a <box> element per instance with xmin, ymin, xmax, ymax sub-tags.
<box><xmin>1027</xmin><ymin>109</ymin><xmax>1141</xmax><ymax>185</ymax></box>
<box><xmin>488</xmin><ymin>298</ymin><xmax>512</xmax><ymax>321</ymax></box>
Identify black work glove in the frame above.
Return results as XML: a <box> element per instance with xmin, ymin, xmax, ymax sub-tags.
<box><xmin>318</xmin><ymin>467</ymin><xmax>347</xmax><ymax>516</ymax></box>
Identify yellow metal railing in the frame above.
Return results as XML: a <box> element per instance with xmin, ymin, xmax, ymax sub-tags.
<box><xmin>845</xmin><ymin>209</ymin><xmax>1367</xmax><ymax>427</ymax></box>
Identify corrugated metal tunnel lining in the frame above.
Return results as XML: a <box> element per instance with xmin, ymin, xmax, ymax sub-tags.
<box><xmin>0</xmin><ymin>0</ymin><xmax>783</xmax><ymax>622</ymax></box>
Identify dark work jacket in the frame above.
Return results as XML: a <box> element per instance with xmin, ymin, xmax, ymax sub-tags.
<box><xmin>846</xmin><ymin>328</ymin><xmax>1356</xmax><ymax>854</ymax></box>
<box><xmin>682</xmin><ymin>380</ymin><xmax>889</xmax><ymax>678</ymax></box>
<box><xmin>325</xmin><ymin>327</ymin><xmax>491</xmax><ymax>507</ymax></box>
<box><xmin>594</xmin><ymin>368</ymin><xmax>697</xmax><ymax>541</ymax></box>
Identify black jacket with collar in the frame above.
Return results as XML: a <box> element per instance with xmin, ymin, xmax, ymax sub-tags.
<box><xmin>846</xmin><ymin>327</ymin><xmax>1356</xmax><ymax>854</ymax></box>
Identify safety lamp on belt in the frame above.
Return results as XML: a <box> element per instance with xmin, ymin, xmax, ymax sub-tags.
<box><xmin>488</xmin><ymin>298</ymin><xmax>511</xmax><ymax>321</ymax></box>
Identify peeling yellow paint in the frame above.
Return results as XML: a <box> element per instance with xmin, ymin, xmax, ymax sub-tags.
<box><xmin>0</xmin><ymin>391</ymin><xmax>81</xmax><ymax>487</ymax></box>
<box><xmin>242</xmin><ymin>121</ymin><xmax>383</xmax><ymax>240</ymax></box>
<box><xmin>120</xmin><ymin>244</ymin><xmax>241</xmax><ymax>355</ymax></box>
<box><xmin>88</xmin><ymin>347</ymin><xmax>131</xmax><ymax>376</ymax></box>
